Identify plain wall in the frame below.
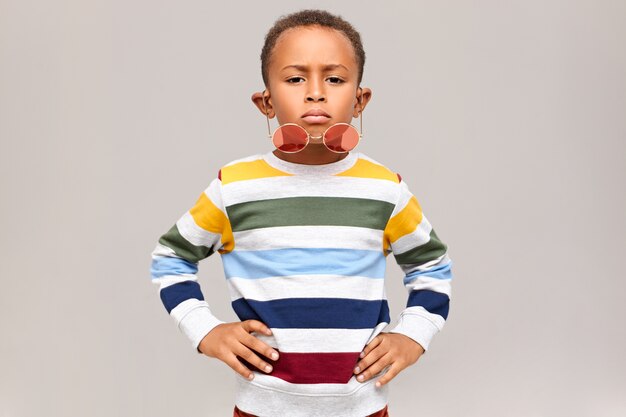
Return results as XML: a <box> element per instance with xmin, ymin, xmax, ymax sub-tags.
<box><xmin>1</xmin><ymin>1</ymin><xmax>625</xmax><ymax>416</ymax></box>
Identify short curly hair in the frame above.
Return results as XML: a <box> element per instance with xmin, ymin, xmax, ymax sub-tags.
<box><xmin>260</xmin><ymin>9</ymin><xmax>366</xmax><ymax>88</ymax></box>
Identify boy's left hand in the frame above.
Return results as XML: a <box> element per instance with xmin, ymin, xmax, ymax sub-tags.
<box><xmin>353</xmin><ymin>332</ymin><xmax>425</xmax><ymax>387</ymax></box>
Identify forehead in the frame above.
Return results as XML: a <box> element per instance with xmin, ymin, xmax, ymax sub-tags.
<box><xmin>269</xmin><ymin>26</ymin><xmax>357</xmax><ymax>73</ymax></box>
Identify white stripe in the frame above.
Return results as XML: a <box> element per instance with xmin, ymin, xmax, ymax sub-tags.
<box><xmin>176</xmin><ymin>211</ymin><xmax>221</xmax><ymax>249</ymax></box>
<box><xmin>234</xmin><ymin>375</ymin><xmax>387</xmax><ymax>416</ymax></box>
<box><xmin>388</xmin><ymin>306</ymin><xmax>444</xmax><ymax>351</ymax></box>
<box><xmin>233</xmin><ymin>226</ymin><xmax>383</xmax><ymax>251</ymax></box>
<box><xmin>391</xmin><ymin>214</ymin><xmax>433</xmax><ymax>255</ymax></box>
<box><xmin>169</xmin><ymin>298</ymin><xmax>206</xmax><ymax>324</ymax></box>
<box><xmin>203</xmin><ymin>178</ymin><xmax>226</xmax><ymax>215</ymax></box>
<box><xmin>170</xmin><ymin>299</ymin><xmax>225</xmax><ymax>350</ymax></box>
<box><xmin>226</xmin><ymin>275</ymin><xmax>385</xmax><ymax>301</ymax></box>
<box><xmin>151</xmin><ymin>243</ymin><xmax>176</xmax><ymax>258</ymax></box>
<box><xmin>397</xmin><ymin>306</ymin><xmax>446</xmax><ymax>330</ymax></box>
<box><xmin>222</xmin><ymin>153</ymin><xmax>265</xmax><ymax>167</ymax></box>
<box><xmin>222</xmin><ymin>175</ymin><xmax>398</xmax><ymax>206</ymax></box>
<box><xmin>253</xmin><ymin>328</ymin><xmax>379</xmax><ymax>352</ymax></box>
<box><xmin>404</xmin><ymin>276</ymin><xmax>452</xmax><ymax>298</ymax></box>
<box><xmin>389</xmin><ymin>181</ymin><xmax>412</xmax><ymax>217</ymax></box>
<box><xmin>153</xmin><ymin>274</ymin><xmax>198</xmax><ymax>289</ymax></box>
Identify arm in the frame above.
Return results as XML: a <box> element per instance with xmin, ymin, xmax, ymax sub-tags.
<box><xmin>150</xmin><ymin>176</ymin><xmax>233</xmax><ymax>353</ymax></box>
<box><xmin>383</xmin><ymin>179</ymin><xmax>452</xmax><ymax>352</ymax></box>
<box><xmin>353</xmin><ymin>178</ymin><xmax>452</xmax><ymax>386</ymax></box>
<box><xmin>151</xmin><ymin>175</ymin><xmax>280</xmax><ymax>380</ymax></box>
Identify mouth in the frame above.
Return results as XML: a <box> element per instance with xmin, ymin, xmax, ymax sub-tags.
<box><xmin>301</xmin><ymin>109</ymin><xmax>331</xmax><ymax>125</ymax></box>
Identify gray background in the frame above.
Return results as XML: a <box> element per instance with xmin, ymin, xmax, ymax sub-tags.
<box><xmin>1</xmin><ymin>1</ymin><xmax>625</xmax><ymax>416</ymax></box>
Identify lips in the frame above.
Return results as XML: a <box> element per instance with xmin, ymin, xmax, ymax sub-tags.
<box><xmin>301</xmin><ymin>108</ymin><xmax>331</xmax><ymax>124</ymax></box>
<box><xmin>301</xmin><ymin>109</ymin><xmax>331</xmax><ymax>117</ymax></box>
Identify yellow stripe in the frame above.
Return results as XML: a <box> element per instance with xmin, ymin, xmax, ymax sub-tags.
<box><xmin>335</xmin><ymin>158</ymin><xmax>400</xmax><ymax>182</ymax></box>
<box><xmin>383</xmin><ymin>196</ymin><xmax>423</xmax><ymax>252</ymax></box>
<box><xmin>189</xmin><ymin>193</ymin><xmax>234</xmax><ymax>253</ymax></box>
<box><xmin>221</xmin><ymin>159</ymin><xmax>292</xmax><ymax>184</ymax></box>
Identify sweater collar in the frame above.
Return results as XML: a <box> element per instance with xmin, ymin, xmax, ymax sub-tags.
<box><xmin>262</xmin><ymin>149</ymin><xmax>359</xmax><ymax>175</ymax></box>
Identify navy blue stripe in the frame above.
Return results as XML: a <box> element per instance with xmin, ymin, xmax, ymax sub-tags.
<box><xmin>232</xmin><ymin>298</ymin><xmax>390</xmax><ymax>329</ymax></box>
<box><xmin>407</xmin><ymin>290</ymin><xmax>449</xmax><ymax>319</ymax></box>
<box><xmin>160</xmin><ymin>281</ymin><xmax>204</xmax><ymax>314</ymax></box>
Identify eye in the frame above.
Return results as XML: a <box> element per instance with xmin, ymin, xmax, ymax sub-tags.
<box><xmin>286</xmin><ymin>77</ymin><xmax>304</xmax><ymax>83</ymax></box>
<box><xmin>327</xmin><ymin>77</ymin><xmax>344</xmax><ymax>84</ymax></box>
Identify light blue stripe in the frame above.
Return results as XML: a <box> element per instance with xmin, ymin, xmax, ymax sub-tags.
<box><xmin>222</xmin><ymin>248</ymin><xmax>386</xmax><ymax>279</ymax></box>
<box><xmin>403</xmin><ymin>259</ymin><xmax>453</xmax><ymax>284</ymax></box>
<box><xmin>151</xmin><ymin>256</ymin><xmax>198</xmax><ymax>279</ymax></box>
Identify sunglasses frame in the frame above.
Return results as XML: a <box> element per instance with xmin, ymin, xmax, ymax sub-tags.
<box><xmin>261</xmin><ymin>89</ymin><xmax>364</xmax><ymax>154</ymax></box>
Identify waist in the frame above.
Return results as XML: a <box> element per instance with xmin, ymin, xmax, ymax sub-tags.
<box><xmin>247</xmin><ymin>324</ymin><xmax>389</xmax><ymax>384</ymax></box>
<box><xmin>234</xmin><ymin>404</ymin><xmax>389</xmax><ymax>417</ymax></box>
<box><xmin>234</xmin><ymin>373</ymin><xmax>389</xmax><ymax>417</ymax></box>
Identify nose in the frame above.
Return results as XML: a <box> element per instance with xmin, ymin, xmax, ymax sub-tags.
<box><xmin>306</xmin><ymin>78</ymin><xmax>326</xmax><ymax>102</ymax></box>
<box><xmin>306</xmin><ymin>93</ymin><xmax>325</xmax><ymax>102</ymax></box>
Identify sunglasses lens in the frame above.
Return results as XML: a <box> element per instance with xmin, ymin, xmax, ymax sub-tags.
<box><xmin>323</xmin><ymin>124</ymin><xmax>360</xmax><ymax>153</ymax></box>
<box><xmin>272</xmin><ymin>124</ymin><xmax>308</xmax><ymax>153</ymax></box>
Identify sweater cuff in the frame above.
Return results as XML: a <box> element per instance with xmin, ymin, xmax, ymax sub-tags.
<box><xmin>386</xmin><ymin>310</ymin><xmax>443</xmax><ymax>352</ymax></box>
<box><xmin>172</xmin><ymin>299</ymin><xmax>225</xmax><ymax>354</ymax></box>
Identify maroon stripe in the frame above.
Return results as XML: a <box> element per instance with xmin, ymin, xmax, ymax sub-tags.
<box><xmin>240</xmin><ymin>350</ymin><xmax>361</xmax><ymax>384</ymax></box>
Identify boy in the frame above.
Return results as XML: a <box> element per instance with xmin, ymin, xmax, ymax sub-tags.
<box><xmin>150</xmin><ymin>9</ymin><xmax>452</xmax><ymax>417</ymax></box>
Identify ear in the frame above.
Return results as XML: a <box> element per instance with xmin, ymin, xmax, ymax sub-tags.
<box><xmin>353</xmin><ymin>87</ymin><xmax>372</xmax><ymax>118</ymax></box>
<box><xmin>251</xmin><ymin>90</ymin><xmax>275</xmax><ymax>118</ymax></box>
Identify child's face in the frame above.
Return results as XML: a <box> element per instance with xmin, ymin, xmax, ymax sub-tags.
<box><xmin>252</xmin><ymin>25</ymin><xmax>372</xmax><ymax>149</ymax></box>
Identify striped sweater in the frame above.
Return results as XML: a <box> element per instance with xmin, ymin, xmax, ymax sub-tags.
<box><xmin>150</xmin><ymin>150</ymin><xmax>452</xmax><ymax>417</ymax></box>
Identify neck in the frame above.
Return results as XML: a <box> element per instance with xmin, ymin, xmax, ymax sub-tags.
<box><xmin>272</xmin><ymin>145</ymin><xmax>349</xmax><ymax>165</ymax></box>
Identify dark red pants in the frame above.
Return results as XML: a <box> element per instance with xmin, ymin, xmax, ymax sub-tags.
<box><xmin>233</xmin><ymin>404</ymin><xmax>389</xmax><ymax>417</ymax></box>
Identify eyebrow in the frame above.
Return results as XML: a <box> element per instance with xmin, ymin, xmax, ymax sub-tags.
<box><xmin>281</xmin><ymin>64</ymin><xmax>349</xmax><ymax>72</ymax></box>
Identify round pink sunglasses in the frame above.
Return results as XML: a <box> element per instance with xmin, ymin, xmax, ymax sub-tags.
<box><xmin>261</xmin><ymin>91</ymin><xmax>364</xmax><ymax>154</ymax></box>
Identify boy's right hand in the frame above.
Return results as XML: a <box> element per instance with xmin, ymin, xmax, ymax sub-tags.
<box><xmin>197</xmin><ymin>319</ymin><xmax>279</xmax><ymax>380</ymax></box>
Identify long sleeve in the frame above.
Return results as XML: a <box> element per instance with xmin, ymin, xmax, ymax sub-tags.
<box><xmin>383</xmin><ymin>179</ymin><xmax>452</xmax><ymax>351</ymax></box>
<box><xmin>150</xmin><ymin>175</ymin><xmax>234</xmax><ymax>353</ymax></box>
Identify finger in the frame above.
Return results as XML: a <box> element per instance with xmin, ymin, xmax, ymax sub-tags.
<box><xmin>234</xmin><ymin>343</ymin><xmax>274</xmax><ymax>374</ymax></box>
<box><xmin>224</xmin><ymin>353</ymin><xmax>255</xmax><ymax>380</ymax></box>
<box><xmin>376</xmin><ymin>362</ymin><xmax>401</xmax><ymax>387</ymax></box>
<box><xmin>241</xmin><ymin>319</ymin><xmax>272</xmax><ymax>336</ymax></box>
<box><xmin>360</xmin><ymin>335</ymin><xmax>383</xmax><ymax>359</ymax></box>
<box><xmin>354</xmin><ymin>340</ymin><xmax>387</xmax><ymax>374</ymax></box>
<box><xmin>356</xmin><ymin>352</ymin><xmax>392</xmax><ymax>383</ymax></box>
<box><xmin>241</xmin><ymin>332</ymin><xmax>280</xmax><ymax>361</ymax></box>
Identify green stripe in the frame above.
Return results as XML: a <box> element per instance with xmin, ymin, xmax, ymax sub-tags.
<box><xmin>158</xmin><ymin>224</ymin><xmax>214</xmax><ymax>263</ymax></box>
<box><xmin>394</xmin><ymin>228</ymin><xmax>448</xmax><ymax>265</ymax></box>
<box><xmin>226</xmin><ymin>196</ymin><xmax>395</xmax><ymax>232</ymax></box>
